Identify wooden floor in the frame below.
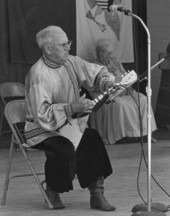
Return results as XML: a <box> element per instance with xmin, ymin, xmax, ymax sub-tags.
<box><xmin>1</xmin><ymin>129</ymin><xmax>170</xmax><ymax>216</ymax></box>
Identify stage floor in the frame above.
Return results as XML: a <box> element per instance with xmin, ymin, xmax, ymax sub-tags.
<box><xmin>0</xmin><ymin>129</ymin><xmax>170</xmax><ymax>216</ymax></box>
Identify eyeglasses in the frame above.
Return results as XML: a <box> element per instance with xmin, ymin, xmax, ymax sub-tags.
<box><xmin>57</xmin><ymin>40</ymin><xmax>72</xmax><ymax>49</ymax></box>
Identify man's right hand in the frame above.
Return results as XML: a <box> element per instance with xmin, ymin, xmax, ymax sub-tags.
<box><xmin>70</xmin><ymin>94</ymin><xmax>94</xmax><ymax>114</ymax></box>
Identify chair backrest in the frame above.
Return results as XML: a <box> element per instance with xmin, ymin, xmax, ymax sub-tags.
<box><xmin>0</xmin><ymin>82</ymin><xmax>25</xmax><ymax>104</ymax></box>
<box><xmin>5</xmin><ymin>100</ymin><xmax>26</xmax><ymax>145</ymax></box>
<box><xmin>5</xmin><ymin>100</ymin><xmax>26</xmax><ymax>125</ymax></box>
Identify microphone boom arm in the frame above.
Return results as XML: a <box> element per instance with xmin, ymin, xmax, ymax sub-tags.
<box><xmin>139</xmin><ymin>55</ymin><xmax>169</xmax><ymax>82</ymax></box>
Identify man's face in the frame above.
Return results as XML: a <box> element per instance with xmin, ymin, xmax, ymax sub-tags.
<box><xmin>47</xmin><ymin>31</ymin><xmax>71</xmax><ymax>65</ymax></box>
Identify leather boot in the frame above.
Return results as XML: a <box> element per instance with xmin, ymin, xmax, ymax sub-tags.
<box><xmin>46</xmin><ymin>185</ymin><xmax>65</xmax><ymax>209</ymax></box>
<box><xmin>88</xmin><ymin>176</ymin><xmax>116</xmax><ymax>211</ymax></box>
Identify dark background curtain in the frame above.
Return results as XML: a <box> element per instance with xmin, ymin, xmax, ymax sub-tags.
<box><xmin>7</xmin><ymin>0</ymin><xmax>76</xmax><ymax>64</ymax></box>
<box><xmin>155</xmin><ymin>42</ymin><xmax>170</xmax><ymax>129</ymax></box>
<box><xmin>132</xmin><ymin>0</ymin><xmax>147</xmax><ymax>94</ymax></box>
<box><xmin>0</xmin><ymin>0</ymin><xmax>76</xmax><ymax>84</ymax></box>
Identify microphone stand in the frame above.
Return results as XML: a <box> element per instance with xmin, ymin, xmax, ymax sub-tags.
<box><xmin>120</xmin><ymin>9</ymin><xmax>168</xmax><ymax>216</ymax></box>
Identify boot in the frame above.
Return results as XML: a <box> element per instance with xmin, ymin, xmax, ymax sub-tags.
<box><xmin>46</xmin><ymin>185</ymin><xmax>65</xmax><ymax>209</ymax></box>
<box><xmin>88</xmin><ymin>176</ymin><xmax>116</xmax><ymax>211</ymax></box>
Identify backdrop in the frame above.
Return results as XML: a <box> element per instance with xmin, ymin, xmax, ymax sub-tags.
<box><xmin>76</xmin><ymin>0</ymin><xmax>134</xmax><ymax>63</ymax></box>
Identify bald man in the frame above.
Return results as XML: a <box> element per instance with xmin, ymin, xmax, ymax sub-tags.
<box><xmin>24</xmin><ymin>26</ymin><xmax>116</xmax><ymax>211</ymax></box>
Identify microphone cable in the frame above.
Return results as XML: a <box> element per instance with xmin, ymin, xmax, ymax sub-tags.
<box><xmin>118</xmin><ymin>83</ymin><xmax>170</xmax><ymax>209</ymax></box>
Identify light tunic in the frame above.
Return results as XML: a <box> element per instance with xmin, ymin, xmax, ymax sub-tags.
<box><xmin>24</xmin><ymin>55</ymin><xmax>110</xmax><ymax>147</ymax></box>
<box><xmin>89</xmin><ymin>58</ymin><xmax>157</xmax><ymax>144</ymax></box>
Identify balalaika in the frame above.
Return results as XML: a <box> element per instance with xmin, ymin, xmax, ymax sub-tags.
<box><xmin>59</xmin><ymin>70</ymin><xmax>138</xmax><ymax>149</ymax></box>
<box><xmin>91</xmin><ymin>69</ymin><xmax>138</xmax><ymax>112</ymax></box>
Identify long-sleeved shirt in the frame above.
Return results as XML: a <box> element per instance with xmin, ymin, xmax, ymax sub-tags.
<box><xmin>24</xmin><ymin>55</ymin><xmax>114</xmax><ymax>147</ymax></box>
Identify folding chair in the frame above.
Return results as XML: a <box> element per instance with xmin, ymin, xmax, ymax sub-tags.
<box><xmin>0</xmin><ymin>82</ymin><xmax>25</xmax><ymax>149</ymax></box>
<box><xmin>1</xmin><ymin>100</ymin><xmax>54</xmax><ymax>209</ymax></box>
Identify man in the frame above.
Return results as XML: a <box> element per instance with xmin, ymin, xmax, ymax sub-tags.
<box><xmin>24</xmin><ymin>26</ymin><xmax>116</xmax><ymax>211</ymax></box>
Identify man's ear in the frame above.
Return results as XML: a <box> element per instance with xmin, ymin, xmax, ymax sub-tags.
<box><xmin>44</xmin><ymin>43</ymin><xmax>51</xmax><ymax>54</ymax></box>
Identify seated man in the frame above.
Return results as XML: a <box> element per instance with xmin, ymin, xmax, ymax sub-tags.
<box><xmin>89</xmin><ymin>38</ymin><xmax>157</xmax><ymax>144</ymax></box>
<box><xmin>24</xmin><ymin>26</ymin><xmax>116</xmax><ymax>211</ymax></box>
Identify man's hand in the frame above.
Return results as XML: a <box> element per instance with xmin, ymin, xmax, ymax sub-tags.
<box><xmin>105</xmin><ymin>81</ymin><xmax>116</xmax><ymax>91</ymax></box>
<box><xmin>70</xmin><ymin>94</ymin><xmax>94</xmax><ymax>114</ymax></box>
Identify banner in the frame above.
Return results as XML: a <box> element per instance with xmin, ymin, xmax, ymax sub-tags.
<box><xmin>76</xmin><ymin>0</ymin><xmax>134</xmax><ymax>63</ymax></box>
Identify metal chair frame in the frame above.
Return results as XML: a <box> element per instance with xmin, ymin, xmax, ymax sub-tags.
<box><xmin>1</xmin><ymin>100</ymin><xmax>54</xmax><ymax>209</ymax></box>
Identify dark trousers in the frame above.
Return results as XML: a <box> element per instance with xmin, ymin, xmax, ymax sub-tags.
<box><xmin>32</xmin><ymin>128</ymin><xmax>113</xmax><ymax>193</ymax></box>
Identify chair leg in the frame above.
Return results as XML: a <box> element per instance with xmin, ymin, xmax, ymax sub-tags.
<box><xmin>19</xmin><ymin>144</ymin><xmax>54</xmax><ymax>209</ymax></box>
<box><xmin>1</xmin><ymin>136</ymin><xmax>15</xmax><ymax>205</ymax></box>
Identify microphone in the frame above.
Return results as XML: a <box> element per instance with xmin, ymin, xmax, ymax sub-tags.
<box><xmin>109</xmin><ymin>4</ymin><xmax>132</xmax><ymax>15</ymax></box>
<box><xmin>109</xmin><ymin>4</ymin><xmax>120</xmax><ymax>12</ymax></box>
<box><xmin>117</xmin><ymin>6</ymin><xmax>131</xmax><ymax>14</ymax></box>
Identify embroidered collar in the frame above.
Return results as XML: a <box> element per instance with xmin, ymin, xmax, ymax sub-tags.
<box><xmin>42</xmin><ymin>55</ymin><xmax>62</xmax><ymax>69</ymax></box>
